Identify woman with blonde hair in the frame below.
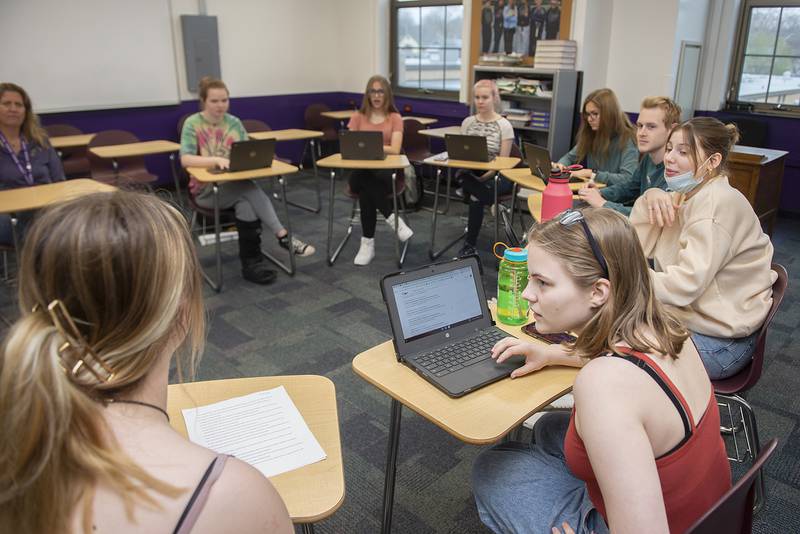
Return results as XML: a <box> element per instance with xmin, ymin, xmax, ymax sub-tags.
<box><xmin>636</xmin><ymin>116</ymin><xmax>775</xmax><ymax>380</ymax></box>
<box><xmin>180</xmin><ymin>76</ymin><xmax>315</xmax><ymax>285</ymax></box>
<box><xmin>347</xmin><ymin>74</ymin><xmax>413</xmax><ymax>266</ymax></box>
<box><xmin>0</xmin><ymin>191</ymin><xmax>292</xmax><ymax>534</ymax></box>
<box><xmin>472</xmin><ymin>207</ymin><xmax>731</xmax><ymax>533</ymax></box>
<box><xmin>555</xmin><ymin>88</ymin><xmax>638</xmax><ymax>185</ymax></box>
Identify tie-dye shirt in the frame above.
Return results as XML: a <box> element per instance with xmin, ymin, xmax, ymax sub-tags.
<box><xmin>180</xmin><ymin>112</ymin><xmax>247</xmax><ymax>193</ymax></box>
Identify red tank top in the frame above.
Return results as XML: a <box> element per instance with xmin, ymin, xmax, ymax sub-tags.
<box><xmin>564</xmin><ymin>348</ymin><xmax>731</xmax><ymax>533</ymax></box>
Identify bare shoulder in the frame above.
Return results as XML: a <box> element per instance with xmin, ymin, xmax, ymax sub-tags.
<box><xmin>573</xmin><ymin>356</ymin><xmax>647</xmax><ymax>407</ymax></box>
<box><xmin>194</xmin><ymin>457</ymin><xmax>293</xmax><ymax>534</ymax></box>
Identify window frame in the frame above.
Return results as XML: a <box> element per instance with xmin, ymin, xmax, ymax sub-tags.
<box><xmin>728</xmin><ymin>0</ymin><xmax>800</xmax><ymax>116</ymax></box>
<box><xmin>389</xmin><ymin>0</ymin><xmax>464</xmax><ymax>101</ymax></box>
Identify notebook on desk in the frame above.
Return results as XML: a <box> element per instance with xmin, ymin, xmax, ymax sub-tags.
<box><xmin>209</xmin><ymin>138</ymin><xmax>275</xmax><ymax>173</ymax></box>
<box><xmin>380</xmin><ymin>256</ymin><xmax>523</xmax><ymax>398</ymax></box>
<box><xmin>340</xmin><ymin>131</ymin><xmax>385</xmax><ymax>160</ymax></box>
<box><xmin>444</xmin><ymin>134</ymin><xmax>491</xmax><ymax>162</ymax></box>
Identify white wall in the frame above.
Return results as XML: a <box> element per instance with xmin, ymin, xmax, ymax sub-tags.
<box><xmin>170</xmin><ymin>0</ymin><xmax>387</xmax><ymax>100</ymax></box>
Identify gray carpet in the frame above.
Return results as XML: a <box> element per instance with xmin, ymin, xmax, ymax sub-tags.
<box><xmin>2</xmin><ymin>169</ymin><xmax>798</xmax><ymax>533</ymax></box>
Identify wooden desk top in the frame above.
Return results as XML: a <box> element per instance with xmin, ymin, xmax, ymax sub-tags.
<box><xmin>0</xmin><ymin>179</ymin><xmax>116</xmax><ymax>213</ymax></box>
<box><xmin>249</xmin><ymin>129</ymin><xmax>324</xmax><ymax>142</ymax></box>
<box><xmin>501</xmin><ymin>168</ymin><xmax>604</xmax><ymax>192</ymax></box>
<box><xmin>403</xmin><ymin>116</ymin><xmax>438</xmax><ymax>126</ymax></box>
<box><xmin>187</xmin><ymin>160</ymin><xmax>299</xmax><ymax>183</ymax></box>
<box><xmin>321</xmin><ymin>110</ymin><xmax>355</xmax><ymax>120</ymax></box>
<box><xmin>50</xmin><ymin>133</ymin><xmax>95</xmax><ymax>149</ymax></box>
<box><xmin>423</xmin><ymin>155</ymin><xmax>521</xmax><ymax>172</ymax></box>
<box><xmin>731</xmin><ymin>145</ymin><xmax>789</xmax><ymax>165</ymax></box>
<box><xmin>316</xmin><ymin>154</ymin><xmax>409</xmax><ymax>170</ymax></box>
<box><xmin>419</xmin><ymin>125</ymin><xmax>462</xmax><ymax>139</ymax></box>
<box><xmin>352</xmin><ymin>307</ymin><xmax>577</xmax><ymax>444</ymax></box>
<box><xmin>90</xmin><ymin>140</ymin><xmax>181</xmax><ymax>159</ymax></box>
<box><xmin>167</xmin><ymin>375</ymin><xmax>345</xmax><ymax>523</ymax></box>
<box><xmin>527</xmin><ymin>193</ymin><xmax>544</xmax><ymax>224</ymax></box>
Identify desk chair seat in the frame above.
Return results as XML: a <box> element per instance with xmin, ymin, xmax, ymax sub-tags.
<box><xmin>402</xmin><ymin>118</ymin><xmax>433</xmax><ymax>210</ymax></box>
<box><xmin>687</xmin><ymin>438</ymin><xmax>778</xmax><ymax>534</ymax></box>
<box><xmin>713</xmin><ymin>263</ymin><xmax>787</xmax><ymax>513</ymax></box>
<box><xmin>44</xmin><ymin>124</ymin><xmax>90</xmax><ymax>177</ymax></box>
<box><xmin>87</xmin><ymin>130</ymin><xmax>158</xmax><ymax>187</ymax></box>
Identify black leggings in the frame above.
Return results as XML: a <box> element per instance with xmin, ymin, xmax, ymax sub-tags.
<box><xmin>460</xmin><ymin>171</ymin><xmax>514</xmax><ymax>246</ymax></box>
<box><xmin>349</xmin><ymin>169</ymin><xmax>393</xmax><ymax>238</ymax></box>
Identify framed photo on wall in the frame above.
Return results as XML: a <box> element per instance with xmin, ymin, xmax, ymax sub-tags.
<box><xmin>470</xmin><ymin>0</ymin><xmax>573</xmax><ymax>67</ymax></box>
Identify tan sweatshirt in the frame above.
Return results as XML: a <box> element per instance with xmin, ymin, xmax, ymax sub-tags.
<box><xmin>630</xmin><ymin>176</ymin><xmax>776</xmax><ymax>338</ymax></box>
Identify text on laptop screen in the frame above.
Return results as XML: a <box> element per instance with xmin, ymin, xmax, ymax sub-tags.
<box><xmin>392</xmin><ymin>266</ymin><xmax>483</xmax><ymax>342</ymax></box>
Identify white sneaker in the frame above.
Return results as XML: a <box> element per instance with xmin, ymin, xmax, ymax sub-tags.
<box><xmin>385</xmin><ymin>213</ymin><xmax>414</xmax><ymax>242</ymax></box>
<box><xmin>354</xmin><ymin>237</ymin><xmax>375</xmax><ymax>266</ymax></box>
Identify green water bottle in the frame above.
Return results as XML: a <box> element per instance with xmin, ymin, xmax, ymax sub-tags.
<box><xmin>494</xmin><ymin>243</ymin><xmax>529</xmax><ymax>326</ymax></box>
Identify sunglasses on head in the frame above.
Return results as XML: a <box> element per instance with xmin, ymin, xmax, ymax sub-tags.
<box><xmin>559</xmin><ymin>209</ymin><xmax>609</xmax><ymax>279</ymax></box>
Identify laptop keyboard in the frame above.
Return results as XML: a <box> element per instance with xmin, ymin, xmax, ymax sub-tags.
<box><xmin>414</xmin><ymin>329</ymin><xmax>508</xmax><ymax>378</ymax></box>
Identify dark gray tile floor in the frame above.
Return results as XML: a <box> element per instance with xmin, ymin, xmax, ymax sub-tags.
<box><xmin>1</xmin><ymin>170</ymin><xmax>797</xmax><ymax>533</ymax></box>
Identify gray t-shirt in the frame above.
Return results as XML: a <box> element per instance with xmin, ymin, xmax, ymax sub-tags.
<box><xmin>460</xmin><ymin>115</ymin><xmax>515</xmax><ymax>158</ymax></box>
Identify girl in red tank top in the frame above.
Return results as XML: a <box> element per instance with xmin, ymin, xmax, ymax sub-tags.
<box><xmin>473</xmin><ymin>208</ymin><xmax>731</xmax><ymax>534</ymax></box>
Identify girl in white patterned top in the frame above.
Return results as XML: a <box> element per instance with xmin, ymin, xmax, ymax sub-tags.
<box><xmin>458</xmin><ymin>80</ymin><xmax>515</xmax><ymax>257</ymax></box>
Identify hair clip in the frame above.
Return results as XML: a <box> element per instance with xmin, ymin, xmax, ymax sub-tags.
<box><xmin>46</xmin><ymin>299</ymin><xmax>116</xmax><ymax>385</ymax></box>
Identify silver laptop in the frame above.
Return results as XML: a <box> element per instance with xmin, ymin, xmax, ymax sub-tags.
<box><xmin>444</xmin><ymin>134</ymin><xmax>491</xmax><ymax>162</ymax></box>
<box><xmin>340</xmin><ymin>130</ymin><xmax>385</xmax><ymax>160</ymax></box>
<box><xmin>380</xmin><ymin>256</ymin><xmax>523</xmax><ymax>398</ymax></box>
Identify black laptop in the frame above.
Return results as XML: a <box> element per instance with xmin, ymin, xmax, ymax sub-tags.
<box><xmin>444</xmin><ymin>134</ymin><xmax>491</xmax><ymax>162</ymax></box>
<box><xmin>210</xmin><ymin>138</ymin><xmax>275</xmax><ymax>173</ymax></box>
<box><xmin>523</xmin><ymin>141</ymin><xmax>584</xmax><ymax>184</ymax></box>
<box><xmin>381</xmin><ymin>256</ymin><xmax>524</xmax><ymax>398</ymax></box>
<box><xmin>340</xmin><ymin>131</ymin><xmax>385</xmax><ymax>160</ymax></box>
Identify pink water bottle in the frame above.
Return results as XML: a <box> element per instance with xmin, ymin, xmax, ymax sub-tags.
<box><xmin>541</xmin><ymin>169</ymin><xmax>573</xmax><ymax>221</ymax></box>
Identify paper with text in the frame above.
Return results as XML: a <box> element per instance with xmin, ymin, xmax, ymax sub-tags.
<box><xmin>182</xmin><ymin>386</ymin><xmax>326</xmax><ymax>478</ymax></box>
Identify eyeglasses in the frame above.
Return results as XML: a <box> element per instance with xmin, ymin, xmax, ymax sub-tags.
<box><xmin>368</xmin><ymin>89</ymin><xmax>386</xmax><ymax>95</ymax></box>
<box><xmin>559</xmin><ymin>209</ymin><xmax>609</xmax><ymax>279</ymax></box>
<box><xmin>583</xmin><ymin>111</ymin><xmax>600</xmax><ymax>120</ymax></box>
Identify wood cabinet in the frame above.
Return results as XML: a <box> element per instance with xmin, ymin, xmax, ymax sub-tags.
<box><xmin>728</xmin><ymin>145</ymin><xmax>788</xmax><ymax>236</ymax></box>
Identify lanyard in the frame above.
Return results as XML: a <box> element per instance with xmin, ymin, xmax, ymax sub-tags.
<box><xmin>0</xmin><ymin>131</ymin><xmax>33</xmax><ymax>185</ymax></box>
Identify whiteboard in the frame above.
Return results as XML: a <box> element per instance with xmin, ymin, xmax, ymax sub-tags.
<box><xmin>1</xmin><ymin>0</ymin><xmax>180</xmax><ymax>113</ymax></box>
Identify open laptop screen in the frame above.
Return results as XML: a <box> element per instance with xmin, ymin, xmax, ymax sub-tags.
<box><xmin>391</xmin><ymin>266</ymin><xmax>483</xmax><ymax>343</ymax></box>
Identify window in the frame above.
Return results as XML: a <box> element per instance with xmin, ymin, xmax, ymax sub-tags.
<box><xmin>729</xmin><ymin>0</ymin><xmax>800</xmax><ymax>115</ymax></box>
<box><xmin>390</xmin><ymin>0</ymin><xmax>463</xmax><ymax>98</ymax></box>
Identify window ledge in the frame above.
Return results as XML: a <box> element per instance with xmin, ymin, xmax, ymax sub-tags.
<box><xmin>393</xmin><ymin>89</ymin><xmax>461</xmax><ymax>103</ymax></box>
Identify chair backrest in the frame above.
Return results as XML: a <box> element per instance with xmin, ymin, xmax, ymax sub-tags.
<box><xmin>242</xmin><ymin>119</ymin><xmax>271</xmax><ymax>133</ymax></box>
<box><xmin>304</xmin><ymin>103</ymin><xmax>337</xmax><ymax>138</ymax></box>
<box><xmin>177</xmin><ymin>112</ymin><xmax>193</xmax><ymax>137</ymax></box>
<box><xmin>87</xmin><ymin>130</ymin><xmax>144</xmax><ymax>179</ymax></box>
<box><xmin>687</xmin><ymin>438</ymin><xmax>778</xmax><ymax>534</ymax></box>
<box><xmin>510</xmin><ymin>143</ymin><xmax>526</xmax><ymax>168</ymax></box>
<box><xmin>401</xmin><ymin>118</ymin><xmax>428</xmax><ymax>157</ymax></box>
<box><xmin>44</xmin><ymin>124</ymin><xmax>83</xmax><ymax>137</ymax></box>
<box><xmin>714</xmin><ymin>263</ymin><xmax>788</xmax><ymax>393</ymax></box>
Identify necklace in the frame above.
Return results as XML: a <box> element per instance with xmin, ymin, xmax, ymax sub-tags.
<box><xmin>107</xmin><ymin>399</ymin><xmax>170</xmax><ymax>422</ymax></box>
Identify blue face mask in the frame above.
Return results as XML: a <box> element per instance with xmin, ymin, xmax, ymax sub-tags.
<box><xmin>665</xmin><ymin>155</ymin><xmax>715</xmax><ymax>194</ymax></box>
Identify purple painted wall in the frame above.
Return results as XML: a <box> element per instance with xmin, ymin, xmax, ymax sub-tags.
<box><xmin>39</xmin><ymin>92</ymin><xmax>471</xmax><ymax>187</ymax></box>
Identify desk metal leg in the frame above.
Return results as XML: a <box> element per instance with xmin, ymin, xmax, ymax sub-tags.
<box><xmin>112</xmin><ymin>158</ymin><xmax>120</xmax><ymax>185</ymax></box>
<box><xmin>262</xmin><ymin>175</ymin><xmax>296</xmax><ymax>276</ymax></box>
<box><xmin>326</xmin><ymin>169</ymin><xmax>355</xmax><ymax>266</ymax></box>
<box><xmin>301</xmin><ymin>523</ymin><xmax>315</xmax><ymax>534</ymax></box>
<box><xmin>428</xmin><ymin>168</ymin><xmax>466</xmax><ymax>260</ymax></box>
<box><xmin>273</xmin><ymin>140</ymin><xmax>322</xmax><ymax>213</ymax></box>
<box><xmin>493</xmin><ymin>172</ymin><xmax>499</xmax><ymax>246</ymax></box>
<box><xmin>390</xmin><ymin>171</ymin><xmax>410</xmax><ymax>268</ymax></box>
<box><xmin>381</xmin><ymin>399</ymin><xmax>403</xmax><ymax>534</ymax></box>
<box><xmin>198</xmin><ymin>183</ymin><xmax>223</xmax><ymax>293</ymax></box>
<box><xmin>169</xmin><ymin>152</ymin><xmax>184</xmax><ymax>207</ymax></box>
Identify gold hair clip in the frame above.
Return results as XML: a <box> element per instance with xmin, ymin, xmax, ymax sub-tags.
<box><xmin>44</xmin><ymin>299</ymin><xmax>116</xmax><ymax>385</ymax></box>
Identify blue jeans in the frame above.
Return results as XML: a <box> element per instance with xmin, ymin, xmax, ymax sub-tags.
<box><xmin>691</xmin><ymin>331</ymin><xmax>758</xmax><ymax>380</ymax></box>
<box><xmin>472</xmin><ymin>412</ymin><xmax>609</xmax><ymax>534</ymax></box>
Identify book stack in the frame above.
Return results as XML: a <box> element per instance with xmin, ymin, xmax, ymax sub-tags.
<box><xmin>534</xmin><ymin>40</ymin><xmax>577</xmax><ymax>70</ymax></box>
<box><xmin>530</xmin><ymin>111</ymin><xmax>551</xmax><ymax>130</ymax></box>
<box><xmin>504</xmin><ymin>107</ymin><xmax>531</xmax><ymax>125</ymax></box>
<box><xmin>495</xmin><ymin>77</ymin><xmax>518</xmax><ymax>95</ymax></box>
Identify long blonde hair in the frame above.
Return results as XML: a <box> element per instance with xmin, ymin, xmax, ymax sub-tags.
<box><xmin>527</xmin><ymin>208</ymin><xmax>688</xmax><ymax>360</ymax></box>
<box><xmin>0</xmin><ymin>82</ymin><xmax>48</xmax><ymax>147</ymax></box>
<box><xmin>0</xmin><ymin>191</ymin><xmax>206</xmax><ymax>534</ymax></box>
